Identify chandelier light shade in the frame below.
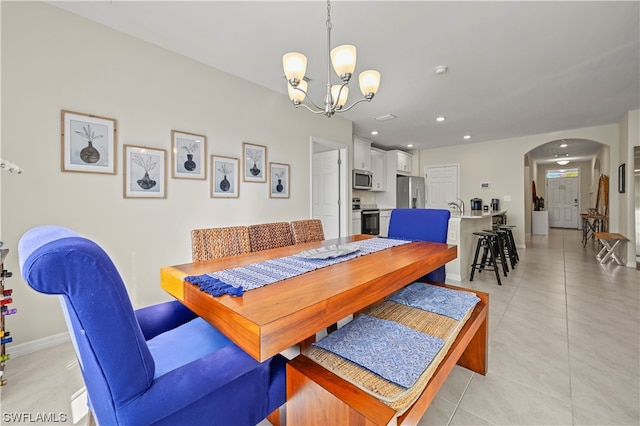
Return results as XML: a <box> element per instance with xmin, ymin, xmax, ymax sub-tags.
<box><xmin>283</xmin><ymin>0</ymin><xmax>380</xmax><ymax>117</ymax></box>
<box><xmin>556</xmin><ymin>160</ymin><xmax>570</xmax><ymax>166</ymax></box>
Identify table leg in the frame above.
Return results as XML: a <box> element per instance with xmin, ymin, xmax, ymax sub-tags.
<box><xmin>596</xmin><ymin>239</ymin><xmax>623</xmax><ymax>265</ymax></box>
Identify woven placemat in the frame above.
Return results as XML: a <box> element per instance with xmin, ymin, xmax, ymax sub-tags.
<box><xmin>306</xmin><ymin>298</ymin><xmax>475</xmax><ymax>416</ymax></box>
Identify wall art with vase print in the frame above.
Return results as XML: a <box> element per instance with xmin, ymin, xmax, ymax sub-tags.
<box><xmin>269</xmin><ymin>162</ymin><xmax>290</xmax><ymax>199</ymax></box>
<box><xmin>123</xmin><ymin>144</ymin><xmax>166</xmax><ymax>199</ymax></box>
<box><xmin>171</xmin><ymin>130</ymin><xmax>206</xmax><ymax>180</ymax></box>
<box><xmin>242</xmin><ymin>142</ymin><xmax>267</xmax><ymax>183</ymax></box>
<box><xmin>61</xmin><ymin>110</ymin><xmax>116</xmax><ymax>174</ymax></box>
<box><xmin>211</xmin><ymin>155</ymin><xmax>239</xmax><ymax>198</ymax></box>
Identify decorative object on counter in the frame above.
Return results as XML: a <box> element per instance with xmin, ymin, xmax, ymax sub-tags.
<box><xmin>211</xmin><ymin>155</ymin><xmax>239</xmax><ymax>198</ymax></box>
<box><xmin>0</xmin><ymin>158</ymin><xmax>22</xmax><ymax>174</ymax></box>
<box><xmin>282</xmin><ymin>0</ymin><xmax>380</xmax><ymax>117</ymax></box>
<box><xmin>269</xmin><ymin>163</ymin><xmax>290</xmax><ymax>198</ymax></box>
<box><xmin>123</xmin><ymin>145</ymin><xmax>166</xmax><ymax>199</ymax></box>
<box><xmin>61</xmin><ymin>110</ymin><xmax>116</xmax><ymax>174</ymax></box>
<box><xmin>242</xmin><ymin>142</ymin><xmax>266</xmax><ymax>182</ymax></box>
<box><xmin>470</xmin><ymin>198</ymin><xmax>483</xmax><ymax>215</ymax></box>
<box><xmin>171</xmin><ymin>130</ymin><xmax>206</xmax><ymax>180</ymax></box>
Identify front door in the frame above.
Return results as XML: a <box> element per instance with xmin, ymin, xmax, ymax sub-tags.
<box><xmin>547</xmin><ymin>170</ymin><xmax>579</xmax><ymax>228</ymax></box>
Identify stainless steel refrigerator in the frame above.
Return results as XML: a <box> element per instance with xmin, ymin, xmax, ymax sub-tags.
<box><xmin>396</xmin><ymin>176</ymin><xmax>426</xmax><ymax>208</ymax></box>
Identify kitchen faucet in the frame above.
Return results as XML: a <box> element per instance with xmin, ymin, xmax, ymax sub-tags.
<box><xmin>448</xmin><ymin>198</ymin><xmax>465</xmax><ymax>216</ymax></box>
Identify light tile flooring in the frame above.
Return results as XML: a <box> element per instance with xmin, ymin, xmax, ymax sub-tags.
<box><xmin>1</xmin><ymin>229</ymin><xmax>638</xmax><ymax>425</ymax></box>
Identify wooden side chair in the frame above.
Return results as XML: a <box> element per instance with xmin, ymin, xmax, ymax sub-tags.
<box><xmin>248</xmin><ymin>222</ymin><xmax>294</xmax><ymax>252</ymax></box>
<box><xmin>291</xmin><ymin>219</ymin><xmax>325</xmax><ymax>244</ymax></box>
<box><xmin>191</xmin><ymin>226</ymin><xmax>251</xmax><ymax>262</ymax></box>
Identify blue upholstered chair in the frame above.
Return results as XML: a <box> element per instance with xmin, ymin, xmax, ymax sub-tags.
<box><xmin>387</xmin><ymin>208</ymin><xmax>451</xmax><ymax>282</ymax></box>
<box><xmin>18</xmin><ymin>226</ymin><xmax>286</xmax><ymax>426</ymax></box>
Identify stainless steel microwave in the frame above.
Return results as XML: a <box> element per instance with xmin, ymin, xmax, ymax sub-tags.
<box><xmin>353</xmin><ymin>169</ymin><xmax>373</xmax><ymax>190</ymax></box>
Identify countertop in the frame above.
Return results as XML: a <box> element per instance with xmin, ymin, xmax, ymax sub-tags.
<box><xmin>449</xmin><ymin>210</ymin><xmax>507</xmax><ymax>221</ymax></box>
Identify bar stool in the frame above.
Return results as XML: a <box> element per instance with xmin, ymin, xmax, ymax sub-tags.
<box><xmin>483</xmin><ymin>229</ymin><xmax>510</xmax><ymax>276</ymax></box>
<box><xmin>497</xmin><ymin>225</ymin><xmax>519</xmax><ymax>265</ymax></box>
<box><xmin>470</xmin><ymin>232</ymin><xmax>502</xmax><ymax>285</ymax></box>
<box><xmin>491</xmin><ymin>227</ymin><xmax>516</xmax><ymax>270</ymax></box>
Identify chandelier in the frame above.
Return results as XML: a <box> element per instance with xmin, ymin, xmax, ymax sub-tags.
<box><xmin>282</xmin><ymin>0</ymin><xmax>381</xmax><ymax>117</ymax></box>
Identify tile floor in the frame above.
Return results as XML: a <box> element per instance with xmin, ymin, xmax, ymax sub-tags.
<box><xmin>1</xmin><ymin>228</ymin><xmax>638</xmax><ymax>425</ymax></box>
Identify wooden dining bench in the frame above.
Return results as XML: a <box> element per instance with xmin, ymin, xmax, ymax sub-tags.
<box><xmin>286</xmin><ymin>283</ymin><xmax>489</xmax><ymax>426</ymax></box>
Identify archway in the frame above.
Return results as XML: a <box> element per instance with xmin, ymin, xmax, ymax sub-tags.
<box><xmin>524</xmin><ymin>138</ymin><xmax>608</xmax><ymax>235</ymax></box>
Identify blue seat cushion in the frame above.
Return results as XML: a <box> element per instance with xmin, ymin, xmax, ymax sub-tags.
<box><xmin>147</xmin><ymin>317</ymin><xmax>234</xmax><ymax>379</ymax></box>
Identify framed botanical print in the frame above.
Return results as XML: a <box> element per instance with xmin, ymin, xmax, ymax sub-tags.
<box><xmin>242</xmin><ymin>142</ymin><xmax>267</xmax><ymax>182</ymax></box>
<box><xmin>269</xmin><ymin>162</ymin><xmax>290</xmax><ymax>198</ymax></box>
<box><xmin>211</xmin><ymin>155</ymin><xmax>239</xmax><ymax>198</ymax></box>
<box><xmin>123</xmin><ymin>145</ymin><xmax>167</xmax><ymax>199</ymax></box>
<box><xmin>61</xmin><ymin>110</ymin><xmax>117</xmax><ymax>174</ymax></box>
<box><xmin>171</xmin><ymin>130</ymin><xmax>206</xmax><ymax>180</ymax></box>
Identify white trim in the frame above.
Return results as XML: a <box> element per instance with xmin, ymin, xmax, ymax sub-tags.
<box><xmin>8</xmin><ymin>332</ymin><xmax>70</xmax><ymax>358</ymax></box>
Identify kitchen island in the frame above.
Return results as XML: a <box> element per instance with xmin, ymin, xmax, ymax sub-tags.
<box><xmin>446</xmin><ymin>210</ymin><xmax>507</xmax><ymax>282</ymax></box>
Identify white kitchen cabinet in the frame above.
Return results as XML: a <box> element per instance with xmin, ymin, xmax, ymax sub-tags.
<box><xmin>352</xmin><ymin>216</ymin><xmax>362</xmax><ymax>235</ymax></box>
<box><xmin>379</xmin><ymin>210</ymin><xmax>392</xmax><ymax>237</ymax></box>
<box><xmin>353</xmin><ymin>137</ymin><xmax>372</xmax><ymax>171</ymax></box>
<box><xmin>370</xmin><ymin>148</ymin><xmax>386</xmax><ymax>191</ymax></box>
<box><xmin>386</xmin><ymin>150</ymin><xmax>412</xmax><ymax>176</ymax></box>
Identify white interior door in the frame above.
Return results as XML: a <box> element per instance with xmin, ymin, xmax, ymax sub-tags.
<box><xmin>547</xmin><ymin>174</ymin><xmax>579</xmax><ymax>228</ymax></box>
<box><xmin>312</xmin><ymin>150</ymin><xmax>341</xmax><ymax>239</ymax></box>
<box><xmin>425</xmin><ymin>165</ymin><xmax>459</xmax><ymax>209</ymax></box>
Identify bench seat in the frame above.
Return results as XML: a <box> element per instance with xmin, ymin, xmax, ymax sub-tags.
<box><xmin>286</xmin><ymin>283</ymin><xmax>489</xmax><ymax>425</ymax></box>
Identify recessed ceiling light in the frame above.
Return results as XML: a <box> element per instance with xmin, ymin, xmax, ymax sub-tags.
<box><xmin>436</xmin><ymin>116</ymin><xmax>446</xmax><ymax>122</ymax></box>
<box><xmin>560</xmin><ymin>143</ymin><xmax>568</xmax><ymax>148</ymax></box>
<box><xmin>371</xmin><ymin>130</ymin><xmax>379</xmax><ymax>135</ymax></box>
<box><xmin>463</xmin><ymin>135</ymin><xmax>471</xmax><ymax>140</ymax></box>
<box><xmin>407</xmin><ymin>144</ymin><xmax>414</xmax><ymax>148</ymax></box>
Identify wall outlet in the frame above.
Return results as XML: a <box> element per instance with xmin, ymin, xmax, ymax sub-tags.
<box><xmin>448</xmin><ymin>230</ymin><xmax>457</xmax><ymax>241</ymax></box>
<box><xmin>504</xmin><ymin>195</ymin><xmax>512</xmax><ymax>202</ymax></box>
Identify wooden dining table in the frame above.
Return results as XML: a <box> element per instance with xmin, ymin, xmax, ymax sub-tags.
<box><xmin>161</xmin><ymin>234</ymin><xmax>457</xmax><ymax>362</ymax></box>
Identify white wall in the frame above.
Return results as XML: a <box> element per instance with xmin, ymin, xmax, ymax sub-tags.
<box><xmin>417</xmin><ymin>123</ymin><xmax>625</xmax><ymax>248</ymax></box>
<box><xmin>1</xmin><ymin>2</ymin><xmax>353</xmax><ymax>345</ymax></box>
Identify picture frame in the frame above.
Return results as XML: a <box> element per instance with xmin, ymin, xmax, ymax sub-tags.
<box><xmin>269</xmin><ymin>162</ymin><xmax>290</xmax><ymax>199</ymax></box>
<box><xmin>242</xmin><ymin>142</ymin><xmax>267</xmax><ymax>182</ymax></box>
<box><xmin>123</xmin><ymin>145</ymin><xmax>167</xmax><ymax>199</ymax></box>
<box><xmin>61</xmin><ymin>110</ymin><xmax>117</xmax><ymax>174</ymax></box>
<box><xmin>171</xmin><ymin>130</ymin><xmax>206</xmax><ymax>180</ymax></box>
<box><xmin>211</xmin><ymin>155</ymin><xmax>239</xmax><ymax>198</ymax></box>
<box><xmin>618</xmin><ymin>163</ymin><xmax>625</xmax><ymax>193</ymax></box>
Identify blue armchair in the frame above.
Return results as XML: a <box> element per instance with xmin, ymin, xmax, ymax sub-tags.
<box><xmin>18</xmin><ymin>226</ymin><xmax>286</xmax><ymax>426</ymax></box>
<box><xmin>387</xmin><ymin>208</ymin><xmax>451</xmax><ymax>282</ymax></box>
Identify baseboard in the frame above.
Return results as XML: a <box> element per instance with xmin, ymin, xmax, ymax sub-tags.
<box><xmin>9</xmin><ymin>332</ymin><xmax>70</xmax><ymax>358</ymax></box>
<box><xmin>446</xmin><ymin>274</ymin><xmax>462</xmax><ymax>283</ymax></box>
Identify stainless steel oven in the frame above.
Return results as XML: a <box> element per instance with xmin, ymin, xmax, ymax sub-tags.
<box><xmin>361</xmin><ymin>209</ymin><xmax>380</xmax><ymax>235</ymax></box>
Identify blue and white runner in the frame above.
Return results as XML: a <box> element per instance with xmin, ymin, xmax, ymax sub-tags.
<box><xmin>185</xmin><ymin>238</ymin><xmax>411</xmax><ymax>297</ymax></box>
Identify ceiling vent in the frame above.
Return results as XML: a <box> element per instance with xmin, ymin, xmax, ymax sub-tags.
<box><xmin>375</xmin><ymin>113</ymin><xmax>397</xmax><ymax>121</ymax></box>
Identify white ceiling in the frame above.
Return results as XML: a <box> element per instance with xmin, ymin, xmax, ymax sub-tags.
<box><xmin>48</xmin><ymin>1</ymin><xmax>639</xmax><ymax>164</ymax></box>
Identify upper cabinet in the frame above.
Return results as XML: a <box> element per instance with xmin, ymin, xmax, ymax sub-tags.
<box><xmin>389</xmin><ymin>150</ymin><xmax>413</xmax><ymax>176</ymax></box>
<box><xmin>353</xmin><ymin>137</ymin><xmax>372</xmax><ymax>171</ymax></box>
<box><xmin>370</xmin><ymin>148</ymin><xmax>386</xmax><ymax>191</ymax></box>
